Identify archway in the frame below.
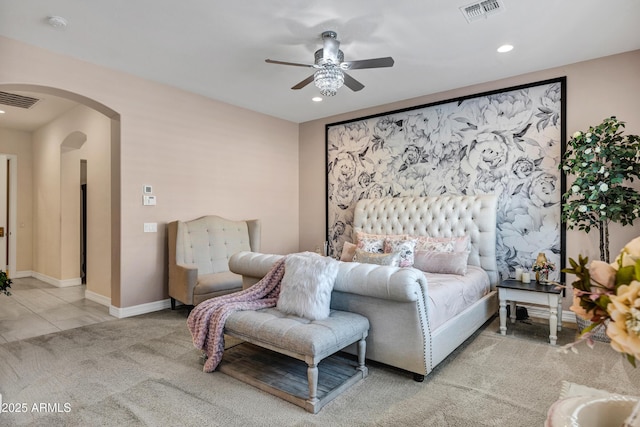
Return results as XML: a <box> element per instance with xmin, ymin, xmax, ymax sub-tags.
<box><xmin>0</xmin><ymin>83</ymin><xmax>121</xmax><ymax>307</ymax></box>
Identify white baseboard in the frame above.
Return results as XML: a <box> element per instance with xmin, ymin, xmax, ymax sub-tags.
<box><xmin>13</xmin><ymin>271</ymin><xmax>170</xmax><ymax>320</ymax></box>
<box><xmin>85</xmin><ymin>289</ymin><xmax>111</xmax><ymax>307</ymax></box>
<box><xmin>31</xmin><ymin>272</ymin><xmax>82</xmax><ymax>288</ymax></box>
<box><xmin>109</xmin><ymin>299</ymin><xmax>171</xmax><ymax>319</ymax></box>
<box><xmin>13</xmin><ymin>270</ymin><xmax>33</xmax><ymax>279</ymax></box>
<box><xmin>518</xmin><ymin>303</ymin><xmax>576</xmax><ymax>324</ymax></box>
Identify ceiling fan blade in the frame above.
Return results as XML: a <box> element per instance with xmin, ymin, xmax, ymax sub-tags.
<box><xmin>341</xmin><ymin>57</ymin><xmax>394</xmax><ymax>70</ymax></box>
<box><xmin>343</xmin><ymin>72</ymin><xmax>364</xmax><ymax>92</ymax></box>
<box><xmin>291</xmin><ymin>75</ymin><xmax>315</xmax><ymax>90</ymax></box>
<box><xmin>265</xmin><ymin>59</ymin><xmax>315</xmax><ymax>68</ymax></box>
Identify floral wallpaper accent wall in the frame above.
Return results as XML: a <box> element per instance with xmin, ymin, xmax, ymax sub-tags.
<box><xmin>326</xmin><ymin>78</ymin><xmax>566</xmax><ymax>281</ymax></box>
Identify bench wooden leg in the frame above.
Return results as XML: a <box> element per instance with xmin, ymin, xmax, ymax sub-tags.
<box><xmin>307</xmin><ymin>363</ymin><xmax>319</xmax><ymax>404</ymax></box>
<box><xmin>357</xmin><ymin>337</ymin><xmax>367</xmax><ymax>374</ymax></box>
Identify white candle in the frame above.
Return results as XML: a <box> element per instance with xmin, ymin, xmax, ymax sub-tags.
<box><xmin>521</xmin><ymin>272</ymin><xmax>531</xmax><ymax>283</ymax></box>
<box><xmin>515</xmin><ymin>268</ymin><xmax>523</xmax><ymax>281</ymax></box>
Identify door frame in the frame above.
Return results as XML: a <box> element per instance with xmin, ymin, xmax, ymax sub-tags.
<box><xmin>4</xmin><ymin>154</ymin><xmax>17</xmax><ymax>277</ymax></box>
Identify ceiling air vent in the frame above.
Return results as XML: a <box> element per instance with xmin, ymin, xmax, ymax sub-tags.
<box><xmin>460</xmin><ymin>0</ymin><xmax>505</xmax><ymax>23</ymax></box>
<box><xmin>0</xmin><ymin>91</ymin><xmax>40</xmax><ymax>109</ymax></box>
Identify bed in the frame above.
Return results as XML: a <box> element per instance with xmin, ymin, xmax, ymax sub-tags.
<box><xmin>229</xmin><ymin>194</ymin><xmax>499</xmax><ymax>381</ymax></box>
<box><xmin>349</xmin><ymin>194</ymin><xmax>498</xmax><ymax>377</ymax></box>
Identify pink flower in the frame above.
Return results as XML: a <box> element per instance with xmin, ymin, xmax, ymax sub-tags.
<box><xmin>589</xmin><ymin>260</ymin><xmax>616</xmax><ymax>290</ymax></box>
<box><xmin>606</xmin><ymin>281</ymin><xmax>640</xmax><ymax>361</ymax></box>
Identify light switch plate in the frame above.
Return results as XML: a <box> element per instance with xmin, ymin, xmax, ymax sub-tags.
<box><xmin>143</xmin><ymin>223</ymin><xmax>157</xmax><ymax>233</ymax></box>
<box><xmin>143</xmin><ymin>195</ymin><xmax>156</xmax><ymax>206</ymax></box>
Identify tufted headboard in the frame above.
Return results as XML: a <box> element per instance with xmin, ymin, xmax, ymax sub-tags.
<box><xmin>353</xmin><ymin>194</ymin><xmax>498</xmax><ymax>285</ymax></box>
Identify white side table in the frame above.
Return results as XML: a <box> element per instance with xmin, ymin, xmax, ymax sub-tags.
<box><xmin>497</xmin><ymin>279</ymin><xmax>563</xmax><ymax>345</ymax></box>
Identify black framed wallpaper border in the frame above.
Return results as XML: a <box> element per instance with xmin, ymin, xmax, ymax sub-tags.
<box><xmin>325</xmin><ymin>77</ymin><xmax>567</xmax><ymax>281</ymax></box>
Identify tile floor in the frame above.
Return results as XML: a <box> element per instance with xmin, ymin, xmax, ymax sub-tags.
<box><xmin>0</xmin><ymin>276</ymin><xmax>115</xmax><ymax>343</ymax></box>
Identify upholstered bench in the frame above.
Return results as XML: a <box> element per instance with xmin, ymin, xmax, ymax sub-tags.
<box><xmin>221</xmin><ymin>307</ymin><xmax>369</xmax><ymax>413</ymax></box>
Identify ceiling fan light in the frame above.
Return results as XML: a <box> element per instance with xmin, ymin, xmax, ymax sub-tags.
<box><xmin>314</xmin><ymin>65</ymin><xmax>344</xmax><ymax>96</ymax></box>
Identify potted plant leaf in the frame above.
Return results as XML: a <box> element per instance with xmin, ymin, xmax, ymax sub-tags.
<box><xmin>560</xmin><ymin>116</ymin><xmax>640</xmax><ymax>339</ymax></box>
<box><xmin>560</xmin><ymin>116</ymin><xmax>640</xmax><ymax>263</ymax></box>
<box><xmin>0</xmin><ymin>270</ymin><xmax>11</xmax><ymax>296</ymax></box>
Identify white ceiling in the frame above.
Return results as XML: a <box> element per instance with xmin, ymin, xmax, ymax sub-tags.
<box><xmin>1</xmin><ymin>0</ymin><xmax>639</xmax><ymax>129</ymax></box>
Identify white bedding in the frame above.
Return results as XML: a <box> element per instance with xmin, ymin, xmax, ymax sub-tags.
<box><xmin>423</xmin><ymin>265</ymin><xmax>490</xmax><ymax>330</ymax></box>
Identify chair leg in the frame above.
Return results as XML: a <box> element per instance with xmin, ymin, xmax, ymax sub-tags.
<box><xmin>170</xmin><ymin>297</ymin><xmax>176</xmax><ymax>310</ymax></box>
<box><xmin>307</xmin><ymin>363</ymin><xmax>319</xmax><ymax>404</ymax></box>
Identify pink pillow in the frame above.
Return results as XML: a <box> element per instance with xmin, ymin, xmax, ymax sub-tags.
<box><xmin>414</xmin><ymin>235</ymin><xmax>470</xmax><ymax>253</ymax></box>
<box><xmin>340</xmin><ymin>241</ymin><xmax>357</xmax><ymax>262</ymax></box>
<box><xmin>413</xmin><ymin>250</ymin><xmax>470</xmax><ymax>275</ymax></box>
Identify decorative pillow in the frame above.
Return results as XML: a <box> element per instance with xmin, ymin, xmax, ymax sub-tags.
<box><xmin>413</xmin><ymin>250</ymin><xmax>470</xmax><ymax>275</ymax></box>
<box><xmin>384</xmin><ymin>238</ymin><xmax>417</xmax><ymax>267</ymax></box>
<box><xmin>355</xmin><ymin>231</ymin><xmax>407</xmax><ymax>254</ymax></box>
<box><xmin>353</xmin><ymin>248</ymin><xmax>401</xmax><ymax>266</ymax></box>
<box><xmin>340</xmin><ymin>241</ymin><xmax>357</xmax><ymax>262</ymax></box>
<box><xmin>414</xmin><ymin>235</ymin><xmax>470</xmax><ymax>253</ymax></box>
<box><xmin>276</xmin><ymin>252</ymin><xmax>339</xmax><ymax>321</ymax></box>
<box><xmin>355</xmin><ymin>232</ymin><xmax>385</xmax><ymax>253</ymax></box>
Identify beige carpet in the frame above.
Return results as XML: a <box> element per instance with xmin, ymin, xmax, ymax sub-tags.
<box><xmin>0</xmin><ymin>309</ymin><xmax>638</xmax><ymax>426</ymax></box>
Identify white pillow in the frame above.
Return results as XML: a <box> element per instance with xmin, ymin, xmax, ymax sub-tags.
<box><xmin>355</xmin><ymin>231</ymin><xmax>407</xmax><ymax>254</ymax></box>
<box><xmin>384</xmin><ymin>238</ymin><xmax>417</xmax><ymax>267</ymax></box>
<box><xmin>277</xmin><ymin>252</ymin><xmax>339</xmax><ymax>321</ymax></box>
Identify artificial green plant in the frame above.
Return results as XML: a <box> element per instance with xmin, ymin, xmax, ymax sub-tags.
<box><xmin>560</xmin><ymin>116</ymin><xmax>640</xmax><ymax>262</ymax></box>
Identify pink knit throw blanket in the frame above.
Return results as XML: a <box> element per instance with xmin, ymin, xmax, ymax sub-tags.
<box><xmin>187</xmin><ymin>257</ymin><xmax>286</xmax><ymax>372</ymax></box>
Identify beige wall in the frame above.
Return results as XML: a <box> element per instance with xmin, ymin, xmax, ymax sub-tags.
<box><xmin>299</xmin><ymin>50</ymin><xmax>640</xmax><ymax>309</ymax></box>
<box><xmin>32</xmin><ymin>105</ymin><xmax>112</xmax><ymax>296</ymax></box>
<box><xmin>0</xmin><ymin>128</ymin><xmax>33</xmax><ymax>273</ymax></box>
<box><xmin>1</xmin><ymin>36</ymin><xmax>300</xmax><ymax>310</ymax></box>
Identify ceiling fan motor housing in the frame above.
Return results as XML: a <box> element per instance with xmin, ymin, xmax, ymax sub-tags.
<box><xmin>314</xmin><ymin>49</ymin><xmax>344</xmax><ymax>66</ymax></box>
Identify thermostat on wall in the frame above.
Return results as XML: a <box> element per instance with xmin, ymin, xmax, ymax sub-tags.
<box><xmin>143</xmin><ymin>185</ymin><xmax>153</xmax><ymax>194</ymax></box>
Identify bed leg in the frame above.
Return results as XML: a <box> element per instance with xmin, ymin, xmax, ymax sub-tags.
<box><xmin>413</xmin><ymin>373</ymin><xmax>425</xmax><ymax>382</ymax></box>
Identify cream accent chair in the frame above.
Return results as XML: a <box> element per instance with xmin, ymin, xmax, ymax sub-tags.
<box><xmin>167</xmin><ymin>215</ymin><xmax>260</xmax><ymax>309</ymax></box>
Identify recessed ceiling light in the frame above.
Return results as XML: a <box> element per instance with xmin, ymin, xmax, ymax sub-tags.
<box><xmin>312</xmin><ymin>97</ymin><xmax>323</xmax><ymax>102</ymax></box>
<box><xmin>0</xmin><ymin>110</ymin><xmax>5</xmax><ymax>114</ymax></box>
<box><xmin>497</xmin><ymin>44</ymin><xmax>514</xmax><ymax>53</ymax></box>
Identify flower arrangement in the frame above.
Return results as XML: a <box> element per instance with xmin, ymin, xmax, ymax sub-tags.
<box><xmin>532</xmin><ymin>261</ymin><xmax>556</xmax><ymax>275</ymax></box>
<box><xmin>562</xmin><ymin>237</ymin><xmax>640</xmax><ymax>367</ymax></box>
<box><xmin>560</xmin><ymin>117</ymin><xmax>640</xmax><ymax>263</ymax></box>
<box><xmin>532</xmin><ymin>252</ymin><xmax>556</xmax><ymax>282</ymax></box>
<box><xmin>0</xmin><ymin>270</ymin><xmax>11</xmax><ymax>296</ymax></box>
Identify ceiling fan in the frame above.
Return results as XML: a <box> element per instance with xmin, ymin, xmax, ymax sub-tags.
<box><xmin>265</xmin><ymin>31</ymin><xmax>394</xmax><ymax>97</ymax></box>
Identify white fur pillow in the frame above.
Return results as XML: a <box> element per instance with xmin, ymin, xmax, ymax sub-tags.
<box><xmin>276</xmin><ymin>252</ymin><xmax>339</xmax><ymax>321</ymax></box>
